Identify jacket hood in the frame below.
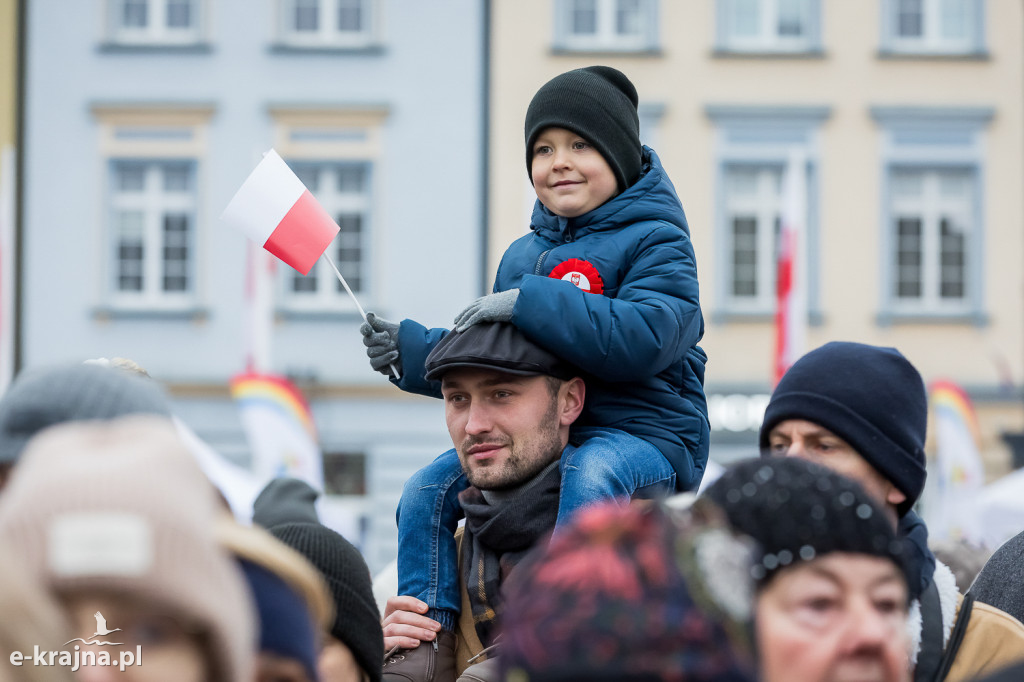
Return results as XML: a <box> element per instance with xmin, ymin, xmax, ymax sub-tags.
<box><xmin>530</xmin><ymin>146</ymin><xmax>688</xmax><ymax>241</ymax></box>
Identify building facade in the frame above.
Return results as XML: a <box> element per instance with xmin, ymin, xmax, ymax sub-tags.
<box><xmin>488</xmin><ymin>0</ymin><xmax>1024</xmax><ymax>476</ymax></box>
<box><xmin>21</xmin><ymin>0</ymin><xmax>486</xmax><ymax>571</ymax></box>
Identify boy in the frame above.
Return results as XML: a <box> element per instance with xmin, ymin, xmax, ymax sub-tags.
<box><xmin>363</xmin><ymin>66</ymin><xmax>708</xmax><ymax>679</ymax></box>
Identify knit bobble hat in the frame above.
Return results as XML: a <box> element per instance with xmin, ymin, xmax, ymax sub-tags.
<box><xmin>0</xmin><ymin>416</ymin><xmax>256</xmax><ymax>682</ymax></box>
<box><xmin>0</xmin><ymin>362</ymin><xmax>172</xmax><ymax>463</ymax></box>
<box><xmin>759</xmin><ymin>341</ymin><xmax>928</xmax><ymax>517</ymax></box>
<box><xmin>703</xmin><ymin>457</ymin><xmax>910</xmax><ymax>589</ymax></box>
<box><xmin>525</xmin><ymin>65</ymin><xmax>642</xmax><ymax>191</ymax></box>
<box><xmin>270</xmin><ymin>523</ymin><xmax>384</xmax><ymax>682</ymax></box>
<box><xmin>499</xmin><ymin>502</ymin><xmax>758</xmax><ymax>682</ymax></box>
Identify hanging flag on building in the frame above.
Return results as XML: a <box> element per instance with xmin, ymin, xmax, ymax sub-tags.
<box><xmin>925</xmin><ymin>380</ymin><xmax>986</xmax><ymax>542</ymax></box>
<box><xmin>230</xmin><ymin>372</ymin><xmax>325</xmax><ymax>491</ymax></box>
<box><xmin>773</xmin><ymin>150</ymin><xmax>808</xmax><ymax>385</ymax></box>
<box><xmin>221</xmin><ymin>149</ymin><xmax>339</xmax><ymax>276</ymax></box>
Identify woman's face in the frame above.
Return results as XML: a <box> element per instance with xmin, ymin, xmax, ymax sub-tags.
<box><xmin>756</xmin><ymin>553</ymin><xmax>911</xmax><ymax>682</ymax></box>
<box><xmin>64</xmin><ymin>594</ymin><xmax>209</xmax><ymax>682</ymax></box>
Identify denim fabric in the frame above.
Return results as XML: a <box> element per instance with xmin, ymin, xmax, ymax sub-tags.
<box><xmin>394</xmin><ymin>428</ymin><xmax>675</xmax><ymax>628</ymax></box>
<box><xmin>395</xmin><ymin>448</ymin><xmax>466</xmax><ymax>632</ymax></box>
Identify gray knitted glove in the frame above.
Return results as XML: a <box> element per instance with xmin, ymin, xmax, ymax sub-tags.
<box><xmin>453</xmin><ymin>289</ymin><xmax>520</xmax><ymax>332</ymax></box>
<box><xmin>360</xmin><ymin>312</ymin><xmax>400</xmax><ymax>376</ymax></box>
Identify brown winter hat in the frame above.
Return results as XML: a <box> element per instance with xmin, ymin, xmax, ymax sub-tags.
<box><xmin>0</xmin><ymin>416</ymin><xmax>256</xmax><ymax>682</ymax></box>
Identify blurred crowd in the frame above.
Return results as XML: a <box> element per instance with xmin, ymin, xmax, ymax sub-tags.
<box><xmin>0</xmin><ymin>348</ymin><xmax>1022</xmax><ymax>682</ymax></box>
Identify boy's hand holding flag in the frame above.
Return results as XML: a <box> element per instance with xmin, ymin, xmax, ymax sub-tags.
<box><xmin>222</xmin><ymin>149</ymin><xmax>399</xmax><ymax>379</ymax></box>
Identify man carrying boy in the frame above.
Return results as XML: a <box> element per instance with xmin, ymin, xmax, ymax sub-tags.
<box><xmin>363</xmin><ymin>66</ymin><xmax>708</xmax><ymax>678</ymax></box>
<box><xmin>380</xmin><ymin>322</ymin><xmax>586</xmax><ymax>681</ymax></box>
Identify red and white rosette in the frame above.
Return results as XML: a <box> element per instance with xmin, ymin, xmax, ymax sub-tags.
<box><xmin>548</xmin><ymin>258</ymin><xmax>604</xmax><ymax>295</ymax></box>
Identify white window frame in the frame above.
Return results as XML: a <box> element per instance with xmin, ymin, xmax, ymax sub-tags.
<box><xmin>880</xmin><ymin>0</ymin><xmax>984</xmax><ymax>56</ymax></box>
<box><xmin>706</xmin><ymin>106</ymin><xmax>828</xmax><ymax>322</ymax></box>
<box><xmin>106</xmin><ymin>0</ymin><xmax>205</xmax><ymax>46</ymax></box>
<box><xmin>285</xmin><ymin>161</ymin><xmax>371</xmax><ymax>309</ymax></box>
<box><xmin>553</xmin><ymin>0</ymin><xmax>659</xmax><ymax>53</ymax></box>
<box><xmin>715</xmin><ymin>0</ymin><xmax>821</xmax><ymax>54</ymax></box>
<box><xmin>271</xmin><ymin>107</ymin><xmax>388</xmax><ymax>315</ymax></box>
<box><xmin>93</xmin><ymin>106</ymin><xmax>212</xmax><ymax>314</ymax></box>
<box><xmin>108</xmin><ymin>159</ymin><xmax>197</xmax><ymax>307</ymax></box>
<box><xmin>277</xmin><ymin>0</ymin><xmax>378</xmax><ymax>49</ymax></box>
<box><xmin>889</xmin><ymin>168</ymin><xmax>974</xmax><ymax>312</ymax></box>
<box><xmin>722</xmin><ymin>165</ymin><xmax>784</xmax><ymax>312</ymax></box>
<box><xmin>872</xmin><ymin>106</ymin><xmax>992</xmax><ymax>325</ymax></box>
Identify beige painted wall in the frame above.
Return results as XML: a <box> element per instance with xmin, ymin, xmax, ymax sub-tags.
<box><xmin>0</xmin><ymin>0</ymin><xmax>16</xmax><ymax>149</ymax></box>
<box><xmin>490</xmin><ymin>0</ymin><xmax>1024</xmax><ymax>462</ymax></box>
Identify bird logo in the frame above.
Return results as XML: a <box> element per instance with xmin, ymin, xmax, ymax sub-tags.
<box><xmin>63</xmin><ymin>612</ymin><xmax>123</xmax><ymax>646</ymax></box>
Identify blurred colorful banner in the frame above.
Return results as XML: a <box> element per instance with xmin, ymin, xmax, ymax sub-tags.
<box><xmin>230</xmin><ymin>372</ymin><xmax>324</xmax><ymax>491</ymax></box>
<box><xmin>773</xmin><ymin>150</ymin><xmax>807</xmax><ymax>386</ymax></box>
<box><xmin>925</xmin><ymin>380</ymin><xmax>986</xmax><ymax>542</ymax></box>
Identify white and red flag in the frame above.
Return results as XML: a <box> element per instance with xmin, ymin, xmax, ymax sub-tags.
<box><xmin>773</xmin><ymin>150</ymin><xmax>808</xmax><ymax>386</ymax></box>
<box><xmin>222</xmin><ymin>149</ymin><xmax>339</xmax><ymax>276</ymax></box>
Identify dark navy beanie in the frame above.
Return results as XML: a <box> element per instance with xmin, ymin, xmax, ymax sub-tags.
<box><xmin>524</xmin><ymin>65</ymin><xmax>642</xmax><ymax>191</ymax></box>
<box><xmin>239</xmin><ymin>558</ymin><xmax>320</xmax><ymax>682</ymax></box>
<box><xmin>758</xmin><ymin>341</ymin><xmax>928</xmax><ymax>516</ymax></box>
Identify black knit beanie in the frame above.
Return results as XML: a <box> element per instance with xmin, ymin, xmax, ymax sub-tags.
<box><xmin>252</xmin><ymin>477</ymin><xmax>321</xmax><ymax>529</ymax></box>
<box><xmin>758</xmin><ymin>341</ymin><xmax>928</xmax><ymax>517</ymax></box>
<box><xmin>703</xmin><ymin>457</ymin><xmax>910</xmax><ymax>589</ymax></box>
<box><xmin>525</xmin><ymin>65</ymin><xmax>642</xmax><ymax>191</ymax></box>
<box><xmin>270</xmin><ymin>523</ymin><xmax>383</xmax><ymax>682</ymax></box>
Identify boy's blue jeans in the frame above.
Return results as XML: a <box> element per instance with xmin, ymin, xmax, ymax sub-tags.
<box><xmin>394</xmin><ymin>426</ymin><xmax>676</xmax><ymax>632</ymax></box>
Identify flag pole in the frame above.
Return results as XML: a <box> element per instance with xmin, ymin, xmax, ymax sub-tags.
<box><xmin>321</xmin><ymin>253</ymin><xmax>401</xmax><ymax>380</ymax></box>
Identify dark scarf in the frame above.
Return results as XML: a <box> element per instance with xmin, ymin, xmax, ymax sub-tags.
<box><xmin>899</xmin><ymin>509</ymin><xmax>936</xmax><ymax>600</ymax></box>
<box><xmin>459</xmin><ymin>460</ymin><xmax>562</xmax><ymax>645</ymax></box>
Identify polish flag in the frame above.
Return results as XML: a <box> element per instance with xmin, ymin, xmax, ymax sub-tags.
<box><xmin>773</xmin><ymin>150</ymin><xmax>807</xmax><ymax>386</ymax></box>
<box><xmin>222</xmin><ymin>150</ymin><xmax>339</xmax><ymax>276</ymax></box>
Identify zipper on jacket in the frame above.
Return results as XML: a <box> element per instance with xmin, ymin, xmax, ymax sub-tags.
<box><xmin>533</xmin><ymin>249</ymin><xmax>550</xmax><ymax>275</ymax></box>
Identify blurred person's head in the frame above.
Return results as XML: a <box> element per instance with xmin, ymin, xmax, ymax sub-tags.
<box><xmin>930</xmin><ymin>538</ymin><xmax>992</xmax><ymax>593</ymax></box>
<box><xmin>759</xmin><ymin>341</ymin><xmax>928</xmax><ymax>521</ymax></box>
<box><xmin>0</xmin><ymin>555</ymin><xmax>75</xmax><ymax>682</ymax></box>
<box><xmin>0</xmin><ymin>416</ymin><xmax>255</xmax><ymax>682</ymax></box>
<box><xmin>0</xmin><ymin>363</ymin><xmax>172</xmax><ymax>492</ymax></box>
<box><xmin>499</xmin><ymin>501</ymin><xmax>758</xmax><ymax>682</ymax></box>
<box><xmin>219</xmin><ymin>521</ymin><xmax>334</xmax><ymax>682</ymax></box>
<box><xmin>252</xmin><ymin>477</ymin><xmax>321</xmax><ymax>529</ymax></box>
<box><xmin>424</xmin><ymin>322</ymin><xmax>584</xmax><ymax>490</ymax></box>
<box><xmin>704</xmin><ymin>457</ymin><xmax>912</xmax><ymax>682</ymax></box>
<box><xmin>270</xmin><ymin>523</ymin><xmax>382</xmax><ymax>682</ymax></box>
<box><xmin>967</xmin><ymin>530</ymin><xmax>1024</xmax><ymax>625</ymax></box>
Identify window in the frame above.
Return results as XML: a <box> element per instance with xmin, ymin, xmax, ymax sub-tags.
<box><xmin>106</xmin><ymin>0</ymin><xmax>204</xmax><ymax>45</ymax></box>
<box><xmin>724</xmin><ymin>166</ymin><xmax>783</xmax><ymax>308</ymax></box>
<box><xmin>890</xmin><ymin>169</ymin><xmax>973</xmax><ymax>309</ymax></box>
<box><xmin>323</xmin><ymin>451</ymin><xmax>367</xmax><ymax>496</ymax></box>
<box><xmin>872</xmin><ymin>107</ymin><xmax>992</xmax><ymax>324</ymax></box>
<box><xmin>93</xmin><ymin>105</ymin><xmax>212</xmax><ymax>313</ymax></box>
<box><xmin>271</xmin><ymin>107</ymin><xmax>388</xmax><ymax>313</ymax></box>
<box><xmin>705</xmin><ymin>106</ymin><xmax>828</xmax><ymax>321</ymax></box>
<box><xmin>287</xmin><ymin>162</ymin><xmax>370</xmax><ymax>305</ymax></box>
<box><xmin>716</xmin><ymin>0</ymin><xmax>821</xmax><ymax>54</ymax></box>
<box><xmin>109</xmin><ymin>160</ymin><xmax>196</xmax><ymax>303</ymax></box>
<box><xmin>554</xmin><ymin>0</ymin><xmax>658</xmax><ymax>52</ymax></box>
<box><xmin>277</xmin><ymin>0</ymin><xmax>378</xmax><ymax>48</ymax></box>
<box><xmin>880</xmin><ymin>0</ymin><xmax>984</xmax><ymax>55</ymax></box>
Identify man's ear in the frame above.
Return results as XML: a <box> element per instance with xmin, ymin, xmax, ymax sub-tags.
<box><xmin>558</xmin><ymin>377</ymin><xmax>586</xmax><ymax>427</ymax></box>
<box><xmin>886</xmin><ymin>485</ymin><xmax>907</xmax><ymax>509</ymax></box>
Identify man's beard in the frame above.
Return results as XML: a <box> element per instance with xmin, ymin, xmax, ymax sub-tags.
<box><xmin>460</xmin><ymin>399</ymin><xmax>562</xmax><ymax>491</ymax></box>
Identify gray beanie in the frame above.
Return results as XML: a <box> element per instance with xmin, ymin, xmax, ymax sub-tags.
<box><xmin>0</xmin><ymin>363</ymin><xmax>172</xmax><ymax>463</ymax></box>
